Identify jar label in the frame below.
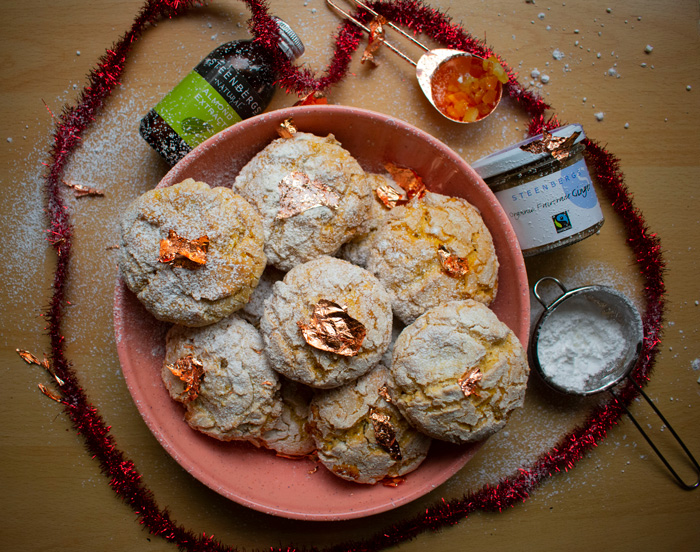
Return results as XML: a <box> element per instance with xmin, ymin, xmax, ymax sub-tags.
<box><xmin>154</xmin><ymin>71</ymin><xmax>243</xmax><ymax>149</ymax></box>
<box><xmin>493</xmin><ymin>157</ymin><xmax>604</xmax><ymax>251</ymax></box>
<box><xmin>195</xmin><ymin>58</ymin><xmax>265</xmax><ymax>120</ymax></box>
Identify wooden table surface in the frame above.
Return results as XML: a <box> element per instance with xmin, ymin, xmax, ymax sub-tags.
<box><xmin>2</xmin><ymin>1</ymin><xmax>699</xmax><ymax>550</ymax></box>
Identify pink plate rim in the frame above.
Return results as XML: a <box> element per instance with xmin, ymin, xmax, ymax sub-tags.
<box><xmin>114</xmin><ymin>105</ymin><xmax>529</xmax><ymax>520</ymax></box>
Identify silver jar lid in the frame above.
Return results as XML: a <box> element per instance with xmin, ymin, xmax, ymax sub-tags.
<box><xmin>471</xmin><ymin>123</ymin><xmax>585</xmax><ymax>180</ymax></box>
<box><xmin>273</xmin><ymin>17</ymin><xmax>305</xmax><ymax>60</ymax></box>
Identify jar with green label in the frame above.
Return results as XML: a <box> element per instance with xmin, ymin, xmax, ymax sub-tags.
<box><xmin>139</xmin><ymin>17</ymin><xmax>304</xmax><ymax>165</ymax></box>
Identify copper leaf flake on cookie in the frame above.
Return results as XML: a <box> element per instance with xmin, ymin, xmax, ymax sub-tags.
<box><xmin>297</xmin><ymin>299</ymin><xmax>366</xmax><ymax>356</ymax></box>
<box><xmin>458</xmin><ymin>367</ymin><xmax>483</xmax><ymax>398</ymax></box>
<box><xmin>276</xmin><ymin>172</ymin><xmax>341</xmax><ymax>219</ymax></box>
<box><xmin>165</xmin><ymin>354</ymin><xmax>205</xmax><ymax>402</ymax></box>
<box><xmin>437</xmin><ymin>244</ymin><xmax>470</xmax><ymax>277</ymax></box>
<box><xmin>369</xmin><ymin>407</ymin><xmax>402</xmax><ymax>461</ymax></box>
<box><xmin>159</xmin><ymin>229</ymin><xmax>209</xmax><ymax>268</ymax></box>
<box><xmin>276</xmin><ymin>118</ymin><xmax>297</xmax><ymax>139</ymax></box>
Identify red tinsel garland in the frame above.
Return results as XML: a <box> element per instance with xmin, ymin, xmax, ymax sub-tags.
<box><xmin>37</xmin><ymin>0</ymin><xmax>664</xmax><ymax>550</ymax></box>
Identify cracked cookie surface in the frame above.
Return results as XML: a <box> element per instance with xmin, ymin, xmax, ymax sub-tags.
<box><xmin>163</xmin><ymin>315</ymin><xmax>281</xmax><ymax>444</ymax></box>
<box><xmin>389</xmin><ymin>300</ymin><xmax>528</xmax><ymax>444</ymax></box>
<box><xmin>261</xmin><ymin>256</ymin><xmax>392</xmax><ymax>389</ymax></box>
<box><xmin>260</xmin><ymin>377</ymin><xmax>316</xmax><ymax>457</ymax></box>
<box><xmin>119</xmin><ymin>178</ymin><xmax>266</xmax><ymax>327</ymax></box>
<box><xmin>232</xmin><ymin>132</ymin><xmax>372</xmax><ymax>271</ymax></box>
<box><xmin>309</xmin><ymin>365</ymin><xmax>431</xmax><ymax>484</ymax></box>
<box><xmin>362</xmin><ymin>191</ymin><xmax>499</xmax><ymax>325</ymax></box>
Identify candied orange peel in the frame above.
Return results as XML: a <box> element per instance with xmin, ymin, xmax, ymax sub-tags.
<box><xmin>430</xmin><ymin>55</ymin><xmax>507</xmax><ymax>122</ymax></box>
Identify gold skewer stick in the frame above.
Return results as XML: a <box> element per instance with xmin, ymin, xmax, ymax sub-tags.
<box><xmin>345</xmin><ymin>0</ymin><xmax>430</xmax><ymax>52</ymax></box>
<box><xmin>326</xmin><ymin>0</ymin><xmax>418</xmax><ymax>66</ymax></box>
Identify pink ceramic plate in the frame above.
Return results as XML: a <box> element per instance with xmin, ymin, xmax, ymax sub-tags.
<box><xmin>114</xmin><ymin>105</ymin><xmax>529</xmax><ymax>520</ymax></box>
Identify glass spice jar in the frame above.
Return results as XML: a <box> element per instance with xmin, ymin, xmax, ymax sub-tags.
<box><xmin>471</xmin><ymin>124</ymin><xmax>604</xmax><ymax>257</ymax></box>
<box><xmin>139</xmin><ymin>17</ymin><xmax>304</xmax><ymax>165</ymax></box>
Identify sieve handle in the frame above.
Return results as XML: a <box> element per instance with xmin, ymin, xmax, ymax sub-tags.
<box><xmin>532</xmin><ymin>277</ymin><xmax>569</xmax><ymax>309</ymax></box>
<box><xmin>611</xmin><ymin>379</ymin><xmax>700</xmax><ymax>490</ymax></box>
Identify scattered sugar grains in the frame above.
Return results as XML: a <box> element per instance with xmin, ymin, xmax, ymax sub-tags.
<box><xmin>552</xmin><ymin>48</ymin><xmax>565</xmax><ymax>60</ymax></box>
<box><xmin>595</xmin><ymin>112</ymin><xmax>605</xmax><ymax>121</ymax></box>
<box><xmin>644</xmin><ymin>45</ymin><xmax>654</xmax><ymax>54</ymax></box>
<box><xmin>62</xmin><ymin>89</ymin><xmax>165</xmax><ymax>355</ymax></box>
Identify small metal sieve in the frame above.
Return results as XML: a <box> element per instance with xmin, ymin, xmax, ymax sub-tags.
<box><xmin>530</xmin><ymin>277</ymin><xmax>699</xmax><ymax>490</ymax></box>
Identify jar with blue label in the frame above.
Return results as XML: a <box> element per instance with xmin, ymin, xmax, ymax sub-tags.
<box><xmin>471</xmin><ymin>124</ymin><xmax>604</xmax><ymax>257</ymax></box>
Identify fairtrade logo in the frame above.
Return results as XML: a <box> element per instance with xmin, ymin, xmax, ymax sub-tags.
<box><xmin>553</xmin><ymin>211</ymin><xmax>572</xmax><ymax>233</ymax></box>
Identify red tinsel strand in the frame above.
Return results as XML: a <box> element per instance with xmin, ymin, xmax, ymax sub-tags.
<box><xmin>36</xmin><ymin>1</ymin><xmax>667</xmax><ymax>551</ymax></box>
<box><xmin>39</xmin><ymin>1</ymin><xmax>242</xmax><ymax>551</ymax></box>
<box><xmin>583</xmin><ymin>137</ymin><xmax>666</xmax><ymax>389</ymax></box>
<box><xmin>246</xmin><ymin>1</ymin><xmax>363</xmax><ymax>94</ymax></box>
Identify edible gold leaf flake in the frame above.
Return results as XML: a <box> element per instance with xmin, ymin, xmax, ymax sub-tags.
<box><xmin>361</xmin><ymin>15</ymin><xmax>387</xmax><ymax>66</ymax></box>
<box><xmin>159</xmin><ymin>229</ymin><xmax>209</xmax><ymax>269</ymax></box>
<box><xmin>369</xmin><ymin>408</ymin><xmax>402</xmax><ymax>461</ymax></box>
<box><xmin>297</xmin><ymin>299</ymin><xmax>366</xmax><ymax>357</ymax></box>
<box><xmin>277</xmin><ymin>118</ymin><xmax>298</xmax><ymax>139</ymax></box>
<box><xmin>17</xmin><ymin>348</ymin><xmax>64</xmax><ymax>386</ymax></box>
<box><xmin>384</xmin><ymin>163</ymin><xmax>426</xmax><ymax>201</ymax></box>
<box><xmin>375</xmin><ymin>184</ymin><xmax>407</xmax><ymax>209</ymax></box>
<box><xmin>458</xmin><ymin>367</ymin><xmax>482</xmax><ymax>398</ymax></box>
<box><xmin>38</xmin><ymin>383</ymin><xmax>65</xmax><ymax>404</ymax></box>
<box><xmin>277</xmin><ymin>172</ymin><xmax>340</xmax><ymax>219</ymax></box>
<box><xmin>520</xmin><ymin>130</ymin><xmax>582</xmax><ymax>161</ymax></box>
<box><xmin>166</xmin><ymin>354</ymin><xmax>204</xmax><ymax>402</ymax></box>
<box><xmin>378</xmin><ymin>384</ymin><xmax>392</xmax><ymax>403</ymax></box>
<box><xmin>437</xmin><ymin>245</ymin><xmax>470</xmax><ymax>277</ymax></box>
<box><xmin>17</xmin><ymin>349</ymin><xmax>45</xmax><ymax>367</ymax></box>
<box><xmin>381</xmin><ymin>475</ymin><xmax>406</xmax><ymax>487</ymax></box>
<box><xmin>62</xmin><ymin>179</ymin><xmax>105</xmax><ymax>198</ymax></box>
<box><xmin>294</xmin><ymin>91</ymin><xmax>328</xmax><ymax>106</ymax></box>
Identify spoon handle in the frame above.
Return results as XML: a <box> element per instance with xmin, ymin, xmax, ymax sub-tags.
<box><xmin>612</xmin><ymin>378</ymin><xmax>700</xmax><ymax>490</ymax></box>
<box><xmin>346</xmin><ymin>0</ymin><xmax>430</xmax><ymax>52</ymax></box>
<box><xmin>326</xmin><ymin>0</ymin><xmax>418</xmax><ymax>66</ymax></box>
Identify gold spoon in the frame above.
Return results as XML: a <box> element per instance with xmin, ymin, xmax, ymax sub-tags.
<box><xmin>326</xmin><ymin>0</ymin><xmax>506</xmax><ymax>123</ymax></box>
